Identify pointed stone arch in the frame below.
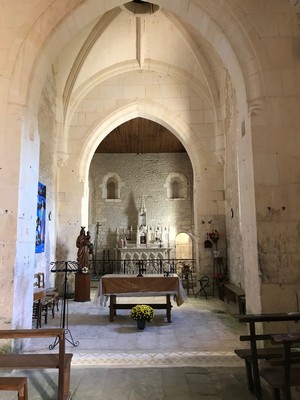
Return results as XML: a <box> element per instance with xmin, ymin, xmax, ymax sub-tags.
<box><xmin>157</xmin><ymin>252</ymin><xmax>165</xmax><ymax>260</ymax></box>
<box><xmin>78</xmin><ymin>102</ymin><xmax>202</xmax><ymax>183</ymax></box>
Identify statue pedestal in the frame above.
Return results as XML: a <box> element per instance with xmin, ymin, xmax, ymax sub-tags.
<box><xmin>74</xmin><ymin>273</ymin><xmax>91</xmax><ymax>302</ymax></box>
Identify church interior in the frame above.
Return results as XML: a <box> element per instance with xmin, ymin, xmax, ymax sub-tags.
<box><xmin>1</xmin><ymin>0</ymin><xmax>300</xmax><ymax>399</ymax></box>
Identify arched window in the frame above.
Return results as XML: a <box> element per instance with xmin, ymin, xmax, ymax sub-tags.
<box><xmin>171</xmin><ymin>180</ymin><xmax>180</xmax><ymax>199</ymax></box>
<box><xmin>107</xmin><ymin>179</ymin><xmax>116</xmax><ymax>199</ymax></box>
<box><xmin>165</xmin><ymin>173</ymin><xmax>188</xmax><ymax>199</ymax></box>
<box><xmin>100</xmin><ymin>172</ymin><xmax>123</xmax><ymax>201</ymax></box>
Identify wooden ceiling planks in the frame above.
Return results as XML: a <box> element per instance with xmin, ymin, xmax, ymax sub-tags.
<box><xmin>95</xmin><ymin>118</ymin><xmax>186</xmax><ymax>153</ymax></box>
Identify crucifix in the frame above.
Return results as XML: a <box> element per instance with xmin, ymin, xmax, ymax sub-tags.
<box><xmin>136</xmin><ymin>260</ymin><xmax>146</xmax><ymax>277</ymax></box>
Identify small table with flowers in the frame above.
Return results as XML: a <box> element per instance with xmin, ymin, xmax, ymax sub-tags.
<box><xmin>96</xmin><ymin>274</ymin><xmax>186</xmax><ymax>323</ymax></box>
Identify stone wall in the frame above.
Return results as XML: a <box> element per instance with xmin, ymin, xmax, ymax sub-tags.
<box><xmin>89</xmin><ymin>153</ymin><xmax>193</xmax><ymax>259</ymax></box>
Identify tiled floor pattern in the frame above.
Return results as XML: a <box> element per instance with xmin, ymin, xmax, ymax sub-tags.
<box><xmin>3</xmin><ymin>289</ymin><xmax>300</xmax><ymax>399</ymax></box>
<box><xmin>25</xmin><ymin>291</ymin><xmax>248</xmax><ymax>368</ymax></box>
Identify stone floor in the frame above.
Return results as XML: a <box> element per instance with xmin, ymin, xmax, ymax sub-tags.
<box><xmin>2</xmin><ymin>288</ymin><xmax>300</xmax><ymax>399</ymax></box>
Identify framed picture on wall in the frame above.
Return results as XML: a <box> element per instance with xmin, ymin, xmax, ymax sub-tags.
<box><xmin>35</xmin><ymin>182</ymin><xmax>46</xmax><ymax>253</ymax></box>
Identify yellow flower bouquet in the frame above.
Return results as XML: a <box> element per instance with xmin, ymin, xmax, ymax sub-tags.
<box><xmin>130</xmin><ymin>304</ymin><xmax>154</xmax><ymax>322</ymax></box>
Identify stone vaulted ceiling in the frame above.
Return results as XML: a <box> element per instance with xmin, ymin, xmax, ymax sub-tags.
<box><xmin>56</xmin><ymin>1</ymin><xmax>226</xmax><ymax>155</ymax></box>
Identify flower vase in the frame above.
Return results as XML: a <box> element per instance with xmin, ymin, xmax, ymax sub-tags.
<box><xmin>137</xmin><ymin>319</ymin><xmax>146</xmax><ymax>330</ymax></box>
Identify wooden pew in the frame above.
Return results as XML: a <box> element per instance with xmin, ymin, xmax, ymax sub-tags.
<box><xmin>222</xmin><ymin>282</ymin><xmax>245</xmax><ymax>314</ymax></box>
<box><xmin>235</xmin><ymin>333</ymin><xmax>284</xmax><ymax>394</ymax></box>
<box><xmin>235</xmin><ymin>313</ymin><xmax>300</xmax><ymax>400</ymax></box>
<box><xmin>260</xmin><ymin>333</ymin><xmax>300</xmax><ymax>400</ymax></box>
<box><xmin>0</xmin><ymin>377</ymin><xmax>28</xmax><ymax>400</ymax></box>
<box><xmin>0</xmin><ymin>328</ymin><xmax>73</xmax><ymax>400</ymax></box>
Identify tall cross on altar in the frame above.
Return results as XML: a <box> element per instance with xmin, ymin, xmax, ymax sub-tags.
<box><xmin>137</xmin><ymin>260</ymin><xmax>146</xmax><ymax>277</ymax></box>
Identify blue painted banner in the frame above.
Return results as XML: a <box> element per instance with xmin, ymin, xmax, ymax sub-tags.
<box><xmin>35</xmin><ymin>182</ymin><xmax>46</xmax><ymax>253</ymax></box>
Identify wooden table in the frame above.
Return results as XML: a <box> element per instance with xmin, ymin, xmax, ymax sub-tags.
<box><xmin>238</xmin><ymin>313</ymin><xmax>300</xmax><ymax>399</ymax></box>
<box><xmin>97</xmin><ymin>274</ymin><xmax>186</xmax><ymax>322</ymax></box>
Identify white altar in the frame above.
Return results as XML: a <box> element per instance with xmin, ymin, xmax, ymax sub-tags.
<box><xmin>115</xmin><ymin>197</ymin><xmax>172</xmax><ymax>260</ymax></box>
<box><xmin>117</xmin><ymin>244</ymin><xmax>171</xmax><ymax>260</ymax></box>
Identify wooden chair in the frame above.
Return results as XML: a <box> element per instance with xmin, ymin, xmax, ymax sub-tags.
<box><xmin>32</xmin><ymin>274</ymin><xmax>43</xmax><ymax>328</ymax></box>
<box><xmin>260</xmin><ymin>333</ymin><xmax>300</xmax><ymax>400</ymax></box>
<box><xmin>38</xmin><ymin>272</ymin><xmax>60</xmax><ymax>312</ymax></box>
<box><xmin>33</xmin><ymin>273</ymin><xmax>41</xmax><ymax>289</ymax></box>
<box><xmin>32</xmin><ymin>273</ymin><xmax>55</xmax><ymax>328</ymax></box>
<box><xmin>32</xmin><ymin>301</ymin><xmax>41</xmax><ymax>328</ymax></box>
<box><xmin>0</xmin><ymin>377</ymin><xmax>28</xmax><ymax>400</ymax></box>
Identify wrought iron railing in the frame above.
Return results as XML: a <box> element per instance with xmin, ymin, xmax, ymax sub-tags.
<box><xmin>89</xmin><ymin>258</ymin><xmax>196</xmax><ymax>278</ymax></box>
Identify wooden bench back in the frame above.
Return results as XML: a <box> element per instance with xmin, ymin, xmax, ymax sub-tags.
<box><xmin>239</xmin><ymin>313</ymin><xmax>300</xmax><ymax>323</ymax></box>
<box><xmin>260</xmin><ymin>333</ymin><xmax>300</xmax><ymax>398</ymax></box>
<box><xmin>0</xmin><ymin>328</ymin><xmax>65</xmax><ymax>357</ymax></box>
<box><xmin>236</xmin><ymin>313</ymin><xmax>300</xmax><ymax>399</ymax></box>
<box><xmin>0</xmin><ymin>329</ymin><xmax>66</xmax><ymax>400</ymax></box>
<box><xmin>0</xmin><ymin>328</ymin><xmax>64</xmax><ymax>339</ymax></box>
<box><xmin>240</xmin><ymin>334</ymin><xmax>276</xmax><ymax>342</ymax></box>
